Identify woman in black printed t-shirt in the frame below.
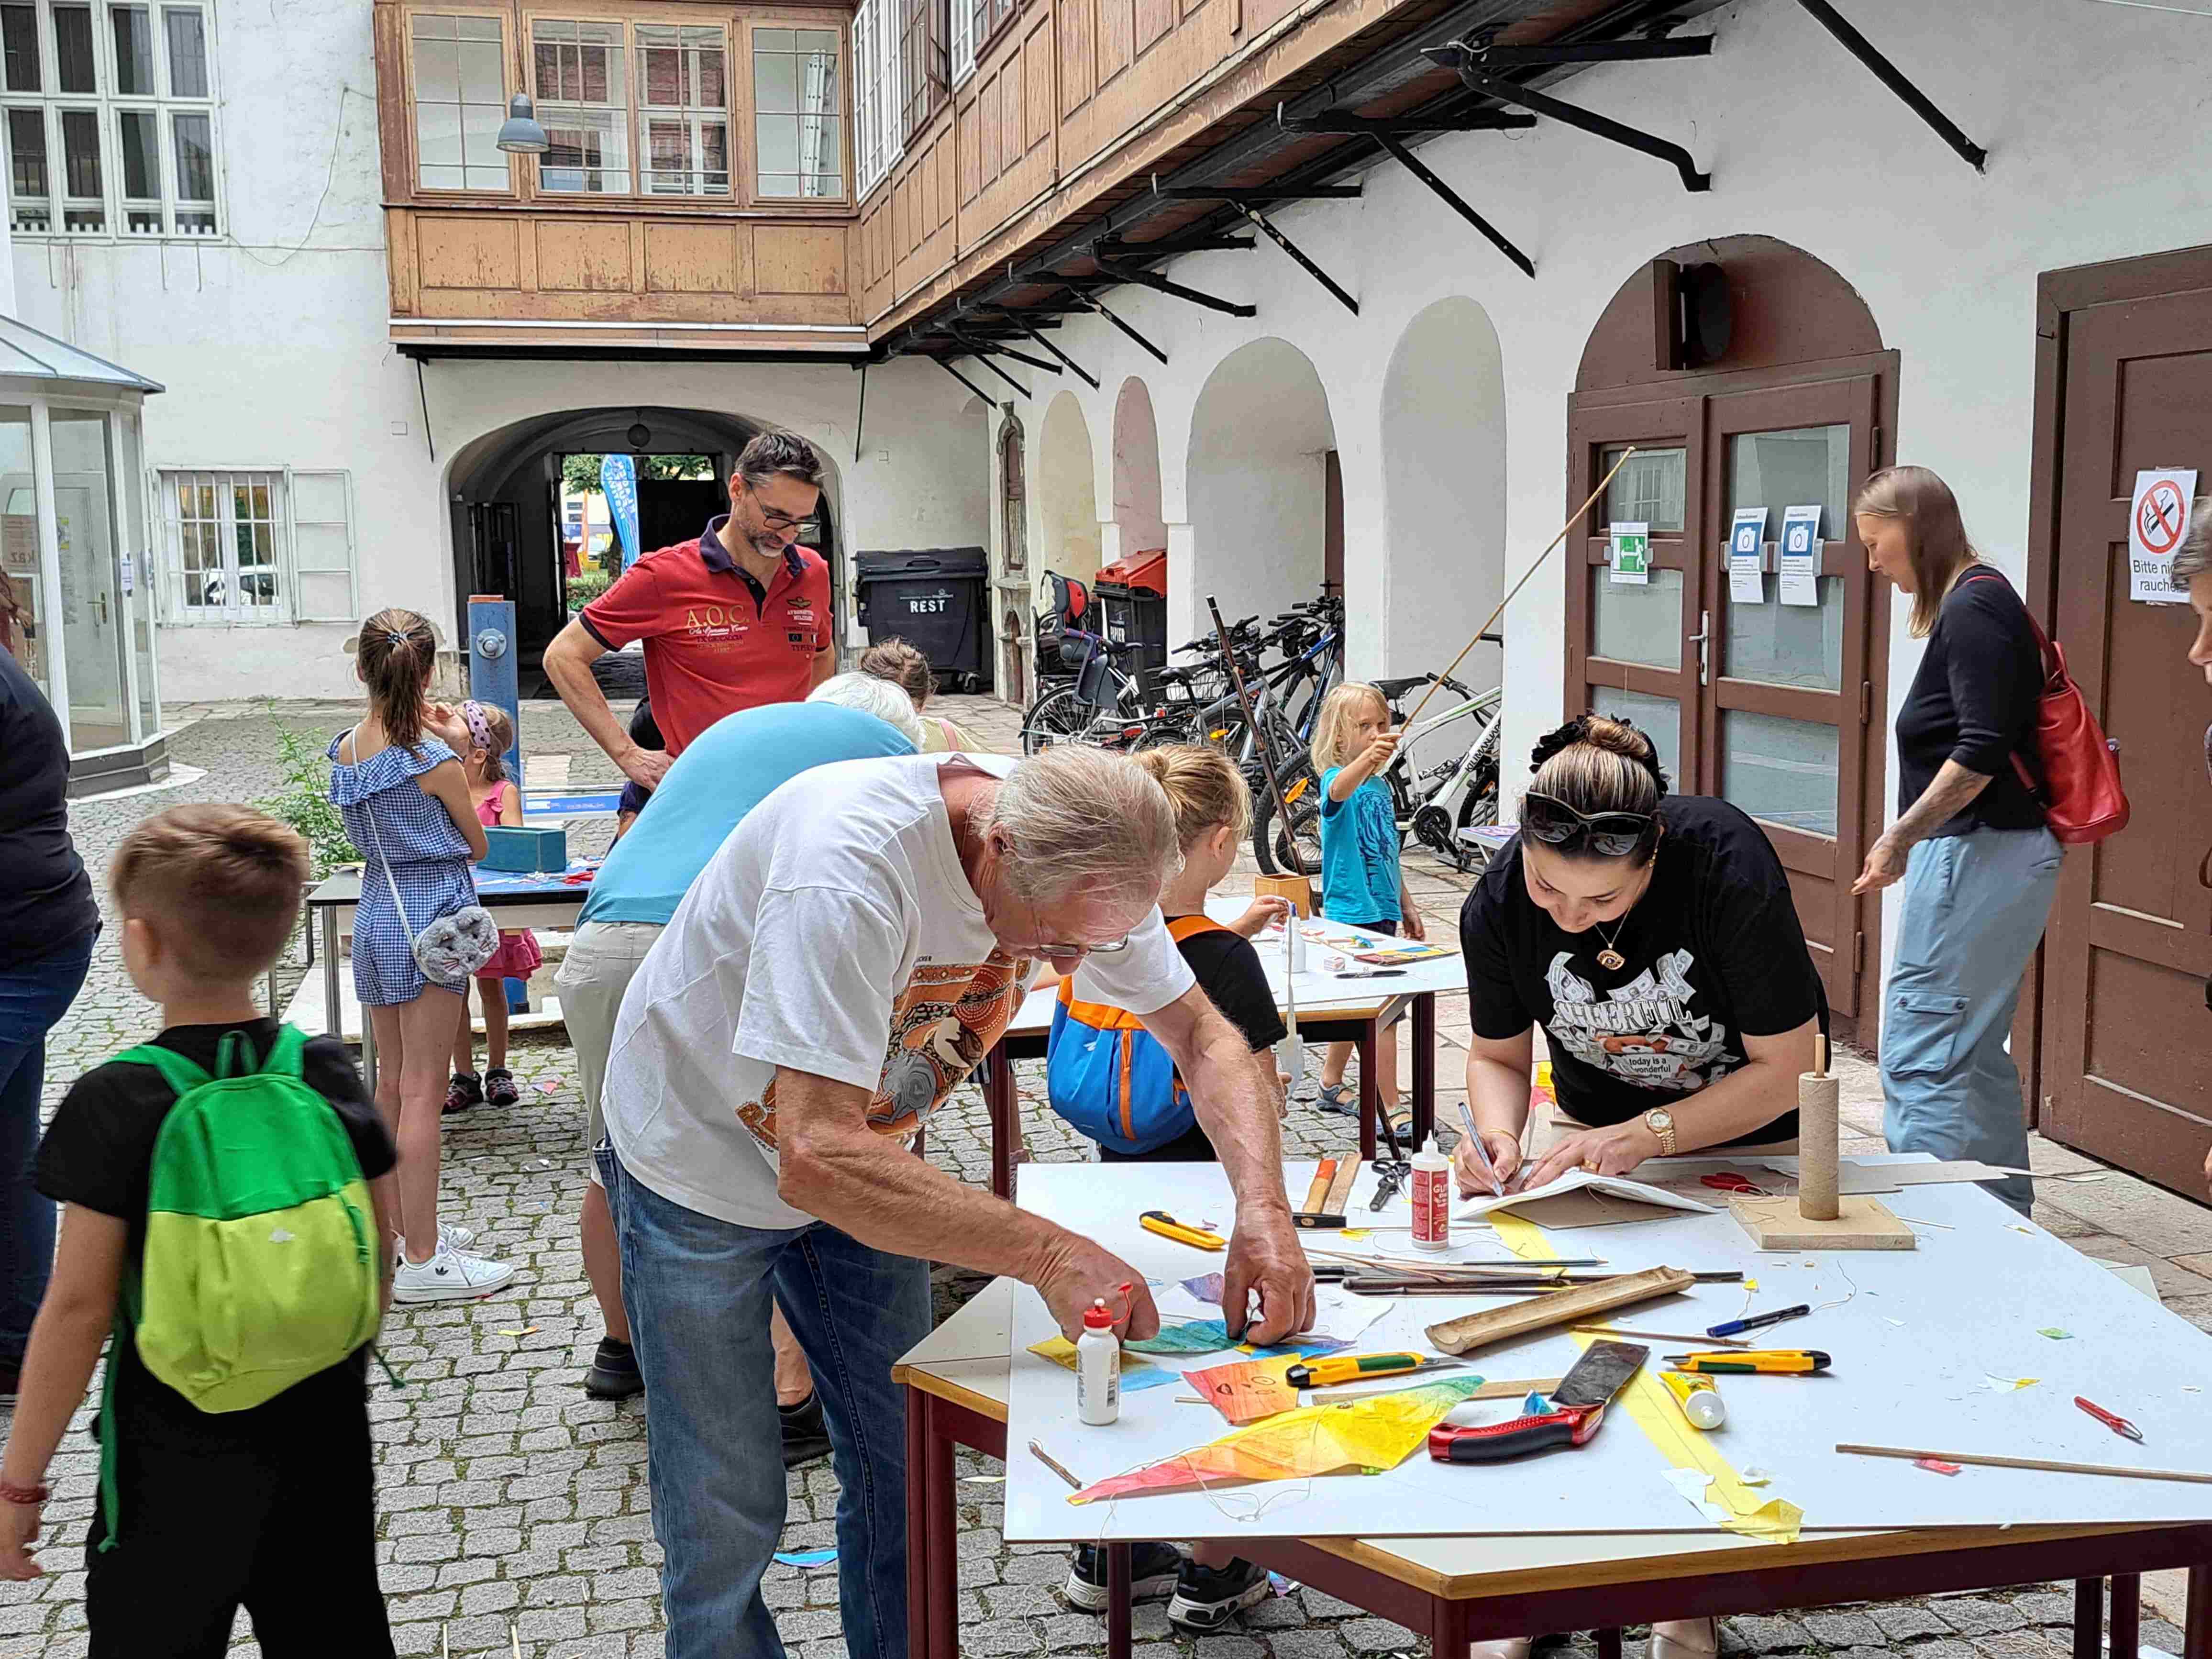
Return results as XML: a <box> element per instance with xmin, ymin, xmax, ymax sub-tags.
<box><xmin>1452</xmin><ymin>716</ymin><xmax>1825</xmax><ymax>1200</ymax></box>
<box><xmin>1450</xmin><ymin>715</ymin><xmax>1825</xmax><ymax>1659</ymax></box>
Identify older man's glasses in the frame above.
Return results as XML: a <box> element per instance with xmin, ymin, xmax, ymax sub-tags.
<box><xmin>1034</xmin><ymin>935</ymin><xmax>1133</xmax><ymax>963</ymax></box>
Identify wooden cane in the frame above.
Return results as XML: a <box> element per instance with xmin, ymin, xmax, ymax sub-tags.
<box><xmin>1401</xmin><ymin>445</ymin><xmax>1641</xmax><ymax>731</ymax></box>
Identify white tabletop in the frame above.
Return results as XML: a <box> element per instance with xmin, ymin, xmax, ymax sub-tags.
<box><xmin>982</xmin><ymin>1160</ymin><xmax>2212</xmax><ymax>1544</ymax></box>
<box><xmin>1005</xmin><ymin>896</ymin><xmax>1467</xmax><ymax>1040</ymax></box>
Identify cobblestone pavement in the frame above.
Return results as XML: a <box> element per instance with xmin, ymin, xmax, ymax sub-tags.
<box><xmin>1</xmin><ymin>696</ymin><xmax>2203</xmax><ymax>1657</ymax></box>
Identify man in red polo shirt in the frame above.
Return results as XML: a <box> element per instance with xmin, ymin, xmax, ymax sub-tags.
<box><xmin>544</xmin><ymin>430</ymin><xmax>837</xmax><ymax>793</ymax></box>
<box><xmin>541</xmin><ymin>429</ymin><xmax>839</xmax><ymax>1451</ymax></box>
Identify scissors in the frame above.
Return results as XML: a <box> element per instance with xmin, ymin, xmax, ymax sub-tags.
<box><xmin>1700</xmin><ymin>1172</ymin><xmax>1770</xmax><ymax>1197</ymax></box>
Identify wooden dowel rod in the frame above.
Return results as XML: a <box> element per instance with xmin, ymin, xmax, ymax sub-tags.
<box><xmin>1836</xmin><ymin>1443</ymin><xmax>2212</xmax><ymax>1485</ymax></box>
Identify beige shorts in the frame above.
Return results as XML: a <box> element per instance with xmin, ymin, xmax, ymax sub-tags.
<box><xmin>553</xmin><ymin>920</ymin><xmax>664</xmax><ymax>1185</ymax></box>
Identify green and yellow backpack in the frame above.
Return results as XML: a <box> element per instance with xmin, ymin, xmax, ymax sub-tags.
<box><xmin>97</xmin><ymin>1025</ymin><xmax>384</xmax><ymax>1544</ymax></box>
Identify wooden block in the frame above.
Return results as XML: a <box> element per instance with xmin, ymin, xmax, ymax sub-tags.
<box><xmin>1424</xmin><ymin>1266</ymin><xmax>1696</xmax><ymax>1356</ymax></box>
<box><xmin>1253</xmin><ymin>874</ymin><xmax>1315</xmax><ymax>916</ymax></box>
<box><xmin>1730</xmin><ymin>1193</ymin><xmax>1917</xmax><ymax>1251</ymax></box>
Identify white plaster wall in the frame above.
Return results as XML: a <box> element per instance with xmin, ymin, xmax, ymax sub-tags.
<box><xmin>956</xmin><ymin>0</ymin><xmax>2212</xmax><ymax>994</ymax></box>
<box><xmin>1037</xmin><ymin>389</ymin><xmax>1102</xmax><ymax>579</ymax></box>
<box><xmin>1110</xmin><ymin>377</ymin><xmax>1167</xmax><ymax>558</ymax></box>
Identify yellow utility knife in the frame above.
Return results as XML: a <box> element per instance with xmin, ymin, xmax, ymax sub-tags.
<box><xmin>1284</xmin><ymin>1352</ymin><xmax>1464</xmax><ymax>1389</ymax></box>
<box><xmin>1140</xmin><ymin>1210</ymin><xmax>1226</xmax><ymax>1251</ymax></box>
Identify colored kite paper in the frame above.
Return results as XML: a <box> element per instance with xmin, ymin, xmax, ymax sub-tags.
<box><xmin>1124</xmin><ymin>1319</ymin><xmax>1351</xmax><ymax>1360</ymax></box>
<box><xmin>1066</xmin><ymin>1376</ymin><xmax>1486</xmax><ymax>1504</ymax></box>
<box><xmin>1183</xmin><ymin>1356</ymin><xmax>1303</xmax><ymax>1425</ymax></box>
<box><xmin>1027</xmin><ymin>1338</ymin><xmax>1186</xmax><ymax>1393</ymax></box>
<box><xmin>1181</xmin><ymin>1273</ymin><xmax>1227</xmax><ymax>1305</ymax></box>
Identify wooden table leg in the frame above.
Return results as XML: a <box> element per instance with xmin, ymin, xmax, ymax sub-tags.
<box><xmin>1596</xmin><ymin>1627</ymin><xmax>1624</xmax><ymax>1659</ymax></box>
<box><xmin>1412</xmin><ymin>992</ymin><xmax>1437</xmax><ymax>1147</ymax></box>
<box><xmin>1106</xmin><ymin>1543</ymin><xmax>1132</xmax><ymax>1659</ymax></box>
<box><xmin>1356</xmin><ymin>1023</ymin><xmax>1379</xmax><ymax>1163</ymax></box>
<box><xmin>2185</xmin><ymin>1563</ymin><xmax>2209</xmax><ymax>1659</ymax></box>
<box><xmin>1432</xmin><ymin>1591</ymin><xmax>1471</xmax><ymax>1659</ymax></box>
<box><xmin>2111</xmin><ymin>1573</ymin><xmax>2140</xmax><ymax>1659</ymax></box>
<box><xmin>908</xmin><ymin>1391</ymin><xmax>958</xmax><ymax>1659</ymax></box>
<box><xmin>2075</xmin><ymin>1579</ymin><xmax>2104</xmax><ymax>1659</ymax></box>
<box><xmin>985</xmin><ymin>1043</ymin><xmax>1016</xmax><ymax>1200</ymax></box>
<box><xmin>905</xmin><ymin>1385</ymin><xmax>932</xmax><ymax>1659</ymax></box>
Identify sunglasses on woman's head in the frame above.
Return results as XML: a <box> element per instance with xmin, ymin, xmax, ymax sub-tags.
<box><xmin>1520</xmin><ymin>791</ymin><xmax>1654</xmax><ymax>859</ymax></box>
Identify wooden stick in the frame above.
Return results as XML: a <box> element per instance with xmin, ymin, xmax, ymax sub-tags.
<box><xmin>1029</xmin><ymin>1439</ymin><xmax>1086</xmax><ymax>1491</ymax></box>
<box><xmin>1401</xmin><ymin>445</ymin><xmax>1640</xmax><ymax>730</ymax></box>
<box><xmin>1836</xmin><ymin>1443</ymin><xmax>2212</xmax><ymax>1485</ymax></box>
<box><xmin>1426</xmin><ymin>1265</ymin><xmax>1696</xmax><ymax>1356</ymax></box>
<box><xmin>1572</xmin><ymin>1325</ymin><xmax>1751</xmax><ymax>1349</ymax></box>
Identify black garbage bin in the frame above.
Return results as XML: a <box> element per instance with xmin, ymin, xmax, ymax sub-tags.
<box><xmin>854</xmin><ymin>547</ymin><xmax>988</xmax><ymax>692</ymax></box>
<box><xmin>1092</xmin><ymin>548</ymin><xmax>1168</xmax><ymax>680</ymax></box>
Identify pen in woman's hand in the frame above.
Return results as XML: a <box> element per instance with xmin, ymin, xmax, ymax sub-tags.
<box><xmin>1455</xmin><ymin>1101</ymin><xmax>1504</xmax><ymax>1197</ymax></box>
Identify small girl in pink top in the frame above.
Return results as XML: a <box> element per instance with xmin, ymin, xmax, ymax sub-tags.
<box><xmin>446</xmin><ymin>701</ymin><xmax>543</xmax><ymax>1111</ymax></box>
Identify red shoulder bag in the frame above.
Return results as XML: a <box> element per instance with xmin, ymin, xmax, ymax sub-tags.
<box><xmin>1963</xmin><ymin>572</ymin><xmax>2129</xmax><ymax>845</ymax></box>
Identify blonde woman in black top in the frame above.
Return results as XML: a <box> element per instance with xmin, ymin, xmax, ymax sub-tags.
<box><xmin>1850</xmin><ymin>467</ymin><xmax>2055</xmax><ymax>1217</ymax></box>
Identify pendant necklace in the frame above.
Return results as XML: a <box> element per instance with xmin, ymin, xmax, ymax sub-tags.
<box><xmin>1593</xmin><ymin>917</ymin><xmax>1630</xmax><ymax>973</ymax></box>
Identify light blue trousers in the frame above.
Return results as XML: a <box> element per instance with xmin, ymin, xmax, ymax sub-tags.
<box><xmin>1880</xmin><ymin>825</ymin><xmax>2062</xmax><ymax>1216</ymax></box>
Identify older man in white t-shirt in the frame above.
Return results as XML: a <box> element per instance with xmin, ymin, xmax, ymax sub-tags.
<box><xmin>597</xmin><ymin>744</ymin><xmax>1311</xmax><ymax>1659</ymax></box>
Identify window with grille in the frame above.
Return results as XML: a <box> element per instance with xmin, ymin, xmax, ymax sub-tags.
<box><xmin>852</xmin><ymin>0</ymin><xmax>904</xmax><ymax>198</ymax></box>
<box><xmin>158</xmin><ymin>467</ymin><xmax>355</xmax><ymax>625</ymax></box>
<box><xmin>753</xmin><ymin>26</ymin><xmax>841</xmax><ymax>199</ymax></box>
<box><xmin>896</xmin><ymin>0</ymin><xmax>941</xmax><ymax>143</ymax></box>
<box><xmin>409</xmin><ymin>11</ymin><xmax>509</xmax><ymax>191</ymax></box>
<box><xmin>0</xmin><ymin>0</ymin><xmax>216</xmax><ymax>237</ymax></box>
<box><xmin>533</xmin><ymin>19</ymin><xmax>628</xmax><ymax>194</ymax></box>
<box><xmin>640</xmin><ymin>22</ymin><xmax>729</xmax><ymax>195</ymax></box>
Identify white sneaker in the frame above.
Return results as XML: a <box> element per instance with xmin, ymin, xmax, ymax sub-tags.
<box><xmin>392</xmin><ymin>1225</ymin><xmax>477</xmax><ymax>1267</ymax></box>
<box><xmin>393</xmin><ymin>1243</ymin><xmax>516</xmax><ymax>1304</ymax></box>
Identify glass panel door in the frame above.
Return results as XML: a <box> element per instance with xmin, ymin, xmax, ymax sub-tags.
<box><xmin>51</xmin><ymin>408</ymin><xmax>129</xmax><ymax>751</ymax></box>
<box><xmin>118</xmin><ymin>409</ymin><xmax>158</xmax><ymax>738</ymax></box>
<box><xmin>0</xmin><ymin>406</ymin><xmax>42</xmax><ymax>697</ymax></box>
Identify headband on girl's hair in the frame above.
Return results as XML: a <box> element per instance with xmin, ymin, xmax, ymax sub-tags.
<box><xmin>460</xmin><ymin>700</ymin><xmax>497</xmax><ymax>755</ymax></box>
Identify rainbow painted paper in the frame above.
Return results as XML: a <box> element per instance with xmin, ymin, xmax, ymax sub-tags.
<box><xmin>1066</xmin><ymin>1376</ymin><xmax>1486</xmax><ymax>1503</ymax></box>
<box><xmin>1124</xmin><ymin>1319</ymin><xmax>1351</xmax><ymax>1359</ymax></box>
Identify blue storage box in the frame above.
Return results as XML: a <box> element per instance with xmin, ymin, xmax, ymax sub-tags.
<box><xmin>482</xmin><ymin>825</ymin><xmax>567</xmax><ymax>873</ymax></box>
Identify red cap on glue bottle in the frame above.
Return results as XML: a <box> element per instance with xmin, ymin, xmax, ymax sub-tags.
<box><xmin>1083</xmin><ymin>1300</ymin><xmax>1114</xmax><ymax>1330</ymax></box>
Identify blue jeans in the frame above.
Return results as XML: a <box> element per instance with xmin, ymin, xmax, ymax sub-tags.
<box><xmin>1881</xmin><ymin>827</ymin><xmax>2061</xmax><ymax>1217</ymax></box>
<box><xmin>0</xmin><ymin>927</ymin><xmax>95</xmax><ymax>1365</ymax></box>
<box><xmin>598</xmin><ymin>1144</ymin><xmax>929</xmax><ymax>1659</ymax></box>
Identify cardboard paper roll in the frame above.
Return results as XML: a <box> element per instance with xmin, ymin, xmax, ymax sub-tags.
<box><xmin>1799</xmin><ymin>1069</ymin><xmax>1841</xmax><ymax>1221</ymax></box>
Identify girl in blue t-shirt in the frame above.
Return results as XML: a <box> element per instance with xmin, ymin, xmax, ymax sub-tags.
<box><xmin>1310</xmin><ymin>682</ymin><xmax>1423</xmax><ymax>1119</ymax></box>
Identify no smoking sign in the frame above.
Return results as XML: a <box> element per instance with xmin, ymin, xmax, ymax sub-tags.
<box><xmin>2128</xmin><ymin>466</ymin><xmax>2197</xmax><ymax>604</ymax></box>
<box><xmin>2137</xmin><ymin>478</ymin><xmax>2187</xmax><ymax>556</ymax></box>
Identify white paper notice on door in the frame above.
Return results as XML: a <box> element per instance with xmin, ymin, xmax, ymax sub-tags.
<box><xmin>1609</xmin><ymin>522</ymin><xmax>1650</xmax><ymax>585</ymax></box>
<box><xmin>1728</xmin><ymin>507</ymin><xmax>1767</xmax><ymax>604</ymax></box>
<box><xmin>2128</xmin><ymin>468</ymin><xmax>2196</xmax><ymax>604</ymax></box>
<box><xmin>1778</xmin><ymin>505</ymin><xmax>1821</xmax><ymax>607</ymax></box>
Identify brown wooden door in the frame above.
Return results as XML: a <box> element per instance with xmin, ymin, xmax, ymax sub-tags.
<box><xmin>1567</xmin><ymin>378</ymin><xmax>1884</xmax><ymax>1023</ymax></box>
<box><xmin>2037</xmin><ymin>284</ymin><xmax>2212</xmax><ymax>1192</ymax></box>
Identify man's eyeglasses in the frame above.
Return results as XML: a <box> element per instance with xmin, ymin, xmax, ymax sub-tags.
<box><xmin>1035</xmin><ymin>935</ymin><xmax>1133</xmax><ymax>963</ymax></box>
<box><xmin>1521</xmin><ymin>791</ymin><xmax>1655</xmax><ymax>859</ymax></box>
<box><xmin>756</xmin><ymin>505</ymin><xmax>813</xmax><ymax>533</ymax></box>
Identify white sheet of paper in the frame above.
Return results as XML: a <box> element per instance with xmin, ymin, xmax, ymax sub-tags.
<box><xmin>1728</xmin><ymin>506</ymin><xmax>1767</xmax><ymax>603</ymax></box>
<box><xmin>1779</xmin><ymin>506</ymin><xmax>1822</xmax><ymax>606</ymax></box>
<box><xmin>2129</xmin><ymin>468</ymin><xmax>2197</xmax><ymax>604</ymax></box>
<box><xmin>1452</xmin><ymin>1166</ymin><xmax>1718</xmax><ymax>1220</ymax></box>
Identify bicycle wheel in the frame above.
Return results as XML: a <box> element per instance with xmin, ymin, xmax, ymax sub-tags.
<box><xmin>1021</xmin><ymin>687</ymin><xmax>1095</xmax><ymax>755</ymax></box>
<box><xmin>1251</xmin><ymin>759</ymin><xmax>1324</xmax><ymax>880</ymax></box>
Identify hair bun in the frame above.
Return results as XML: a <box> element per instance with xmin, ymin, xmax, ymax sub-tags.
<box><xmin>1532</xmin><ymin>714</ymin><xmax>1670</xmax><ymax>796</ymax></box>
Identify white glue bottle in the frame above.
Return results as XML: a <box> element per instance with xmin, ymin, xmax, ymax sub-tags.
<box><xmin>1284</xmin><ymin>901</ymin><xmax>1307</xmax><ymax>974</ymax></box>
<box><xmin>1410</xmin><ymin>1134</ymin><xmax>1452</xmax><ymax>1251</ymax></box>
<box><xmin>1076</xmin><ymin>1299</ymin><xmax>1121</xmax><ymax>1425</ymax></box>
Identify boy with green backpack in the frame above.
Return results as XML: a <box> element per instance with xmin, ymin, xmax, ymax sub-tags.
<box><xmin>0</xmin><ymin>805</ymin><xmax>398</xmax><ymax>1657</ymax></box>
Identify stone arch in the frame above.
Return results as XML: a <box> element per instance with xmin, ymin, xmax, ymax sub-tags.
<box><xmin>1183</xmin><ymin>339</ymin><xmax>1335</xmax><ymax>645</ymax></box>
<box><xmin>1037</xmin><ymin>390</ymin><xmax>1101</xmax><ymax>585</ymax></box>
<box><xmin>1379</xmin><ymin>296</ymin><xmax>1507</xmax><ymax>685</ymax></box>
<box><xmin>1110</xmin><ymin>376</ymin><xmax>1165</xmax><ymax>563</ymax></box>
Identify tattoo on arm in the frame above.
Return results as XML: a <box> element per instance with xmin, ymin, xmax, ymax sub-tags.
<box><xmin>1886</xmin><ymin>759</ymin><xmax>1992</xmax><ymax>852</ymax></box>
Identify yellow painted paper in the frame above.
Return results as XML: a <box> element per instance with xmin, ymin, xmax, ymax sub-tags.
<box><xmin>1066</xmin><ymin>1376</ymin><xmax>1486</xmax><ymax>1504</ymax></box>
<box><xmin>1487</xmin><ymin>1210</ymin><xmax>1803</xmax><ymax>1544</ymax></box>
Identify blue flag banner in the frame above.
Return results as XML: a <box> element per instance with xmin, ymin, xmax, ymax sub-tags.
<box><xmin>601</xmin><ymin>453</ymin><xmax>640</xmax><ymax>571</ymax></box>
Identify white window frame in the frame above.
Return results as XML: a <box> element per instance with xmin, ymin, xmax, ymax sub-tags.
<box><xmin>948</xmin><ymin>0</ymin><xmax>975</xmax><ymax>89</ymax></box>
<box><xmin>637</xmin><ymin>21</ymin><xmax>731</xmax><ymax>197</ymax></box>
<box><xmin>407</xmin><ymin>9</ymin><xmax>512</xmax><ymax>194</ymax></box>
<box><xmin>852</xmin><ymin>0</ymin><xmax>903</xmax><ymax>201</ymax></box>
<box><xmin>530</xmin><ymin>16</ymin><xmax>631</xmax><ymax>196</ymax></box>
<box><xmin>153</xmin><ymin>465</ymin><xmax>356</xmax><ymax>627</ymax></box>
<box><xmin>0</xmin><ymin>0</ymin><xmax>219</xmax><ymax>241</ymax></box>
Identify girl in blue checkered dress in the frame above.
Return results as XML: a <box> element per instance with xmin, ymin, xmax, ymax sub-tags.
<box><xmin>328</xmin><ymin>609</ymin><xmax>515</xmax><ymax>1303</ymax></box>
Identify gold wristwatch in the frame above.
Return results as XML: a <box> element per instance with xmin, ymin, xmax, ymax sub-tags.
<box><xmin>1641</xmin><ymin>1106</ymin><xmax>1677</xmax><ymax>1156</ymax></box>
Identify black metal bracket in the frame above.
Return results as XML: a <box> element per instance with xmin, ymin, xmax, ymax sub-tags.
<box><xmin>1377</xmin><ymin>133</ymin><xmax>1535</xmax><ymax>278</ymax></box>
<box><xmin>1790</xmin><ymin>0</ymin><xmax>1985</xmax><ymax>173</ymax></box>
<box><xmin>1480</xmin><ymin>35</ymin><xmax>1711</xmax><ymax>65</ymax></box>
<box><xmin>950</xmin><ymin>328</ymin><xmax>1059</xmax><ymax>376</ymax></box>
<box><xmin>1428</xmin><ymin>42</ymin><xmax>1710</xmax><ymax>192</ymax></box>
<box><xmin>1090</xmin><ymin>251</ymin><xmax>1256</xmax><ymax>317</ymax></box>
<box><xmin>958</xmin><ymin>348</ymin><xmax>1031</xmax><ymax>399</ymax></box>
<box><xmin>987</xmin><ymin>307</ymin><xmax>1100</xmax><ymax>389</ymax></box>
<box><xmin>1104</xmin><ymin>233</ymin><xmax>1256</xmax><ymax>257</ymax></box>
<box><xmin>1154</xmin><ymin>185</ymin><xmax>1362</xmax><ymax>202</ymax></box>
<box><xmin>931</xmin><ymin>355</ymin><xmax>1010</xmax><ymax>406</ymax></box>
<box><xmin>1283</xmin><ymin>111</ymin><xmax>1536</xmax><ymax>136</ymax></box>
<box><xmin>1059</xmin><ymin>286</ymin><xmax>1168</xmax><ymax>365</ymax></box>
<box><xmin>1224</xmin><ymin>200</ymin><xmax>1358</xmax><ymax>315</ymax></box>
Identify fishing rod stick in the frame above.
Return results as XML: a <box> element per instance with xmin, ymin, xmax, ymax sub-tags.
<box><xmin>1402</xmin><ymin>445</ymin><xmax>1641</xmax><ymax>730</ymax></box>
<box><xmin>1207</xmin><ymin>596</ymin><xmax>1303</xmax><ymax>873</ymax></box>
